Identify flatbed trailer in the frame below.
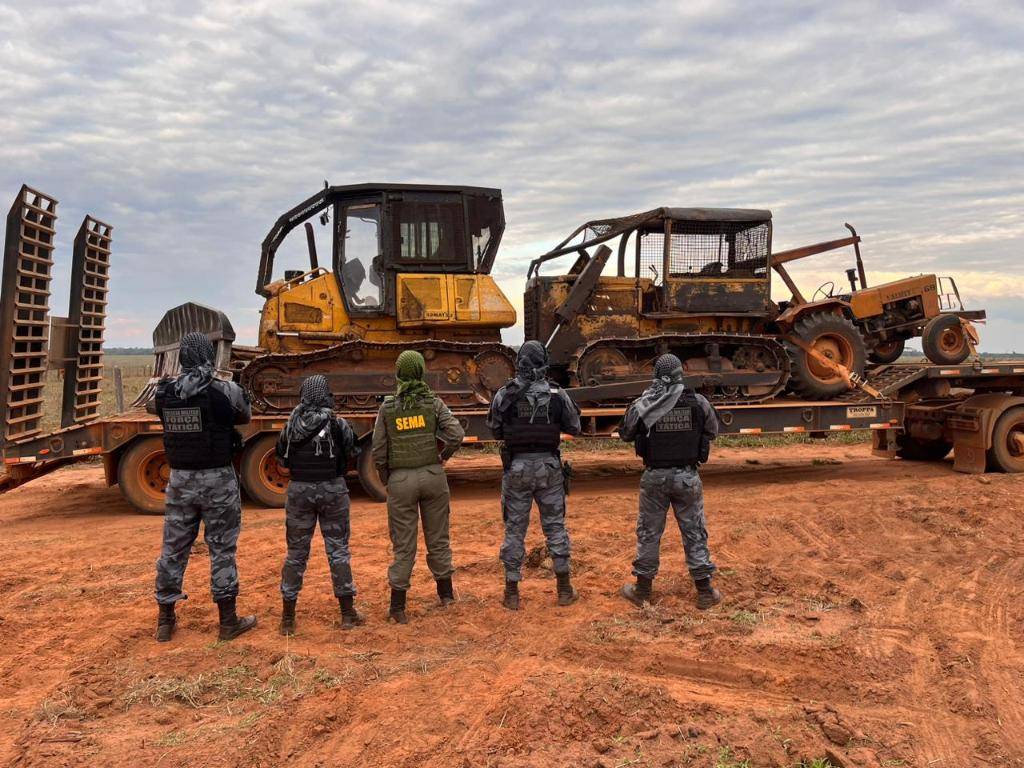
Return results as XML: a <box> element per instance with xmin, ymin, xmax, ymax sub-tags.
<box><xmin>3</xmin><ymin>360</ymin><xmax>1023</xmax><ymax>514</ymax></box>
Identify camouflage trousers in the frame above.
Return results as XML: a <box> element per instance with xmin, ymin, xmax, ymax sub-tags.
<box><xmin>633</xmin><ymin>467</ymin><xmax>715</xmax><ymax>581</ymax></box>
<box><xmin>500</xmin><ymin>454</ymin><xmax>571</xmax><ymax>581</ymax></box>
<box><xmin>155</xmin><ymin>466</ymin><xmax>242</xmax><ymax>605</ymax></box>
<box><xmin>280</xmin><ymin>478</ymin><xmax>355</xmax><ymax>600</ymax></box>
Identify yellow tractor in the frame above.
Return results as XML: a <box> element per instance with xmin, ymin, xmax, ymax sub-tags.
<box><xmin>771</xmin><ymin>224</ymin><xmax>985</xmax><ymax>365</ymax></box>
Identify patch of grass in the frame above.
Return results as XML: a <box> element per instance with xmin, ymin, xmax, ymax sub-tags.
<box><xmin>123</xmin><ymin>662</ymin><xmax>295</xmax><ymax>710</ymax></box>
<box><xmin>38</xmin><ymin>690</ymin><xmax>84</xmax><ymax>725</ymax></box>
<box><xmin>716</xmin><ymin>746</ymin><xmax>752</xmax><ymax>768</ymax></box>
<box><xmin>730</xmin><ymin>609</ymin><xmax>761</xmax><ymax>626</ymax></box>
<box><xmin>805</xmin><ymin>598</ymin><xmax>838</xmax><ymax>612</ymax></box>
<box><xmin>795</xmin><ymin>760</ymin><xmax>836</xmax><ymax>768</ymax></box>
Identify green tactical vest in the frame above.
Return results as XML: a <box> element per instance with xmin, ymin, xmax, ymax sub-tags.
<box><xmin>383</xmin><ymin>396</ymin><xmax>439</xmax><ymax>469</ymax></box>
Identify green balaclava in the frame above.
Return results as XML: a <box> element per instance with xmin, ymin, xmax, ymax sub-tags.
<box><xmin>395</xmin><ymin>350</ymin><xmax>434</xmax><ymax>409</ymax></box>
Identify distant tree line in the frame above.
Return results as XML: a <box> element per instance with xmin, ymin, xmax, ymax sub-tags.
<box><xmin>106</xmin><ymin>347</ymin><xmax>154</xmax><ymax>355</ymax></box>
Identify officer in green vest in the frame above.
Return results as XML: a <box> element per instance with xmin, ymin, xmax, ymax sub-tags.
<box><xmin>371</xmin><ymin>350</ymin><xmax>465</xmax><ymax>624</ymax></box>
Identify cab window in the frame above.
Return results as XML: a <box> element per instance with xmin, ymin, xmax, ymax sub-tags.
<box><xmin>339</xmin><ymin>204</ymin><xmax>383</xmax><ymax>310</ymax></box>
<box><xmin>392</xmin><ymin>200</ymin><xmax>467</xmax><ymax>266</ymax></box>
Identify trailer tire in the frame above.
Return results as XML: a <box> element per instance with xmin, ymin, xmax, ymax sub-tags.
<box><xmin>357</xmin><ymin>440</ymin><xmax>387</xmax><ymax>502</ymax></box>
<box><xmin>785</xmin><ymin>313</ymin><xmax>867</xmax><ymax>399</ymax></box>
<box><xmin>986</xmin><ymin>406</ymin><xmax>1024</xmax><ymax>473</ymax></box>
<box><xmin>240</xmin><ymin>434</ymin><xmax>289</xmax><ymax>508</ymax></box>
<box><xmin>868</xmin><ymin>337</ymin><xmax>905</xmax><ymax>365</ymax></box>
<box><xmin>922</xmin><ymin>314</ymin><xmax>970</xmax><ymax>365</ymax></box>
<box><xmin>895</xmin><ymin>434</ymin><xmax>953</xmax><ymax>462</ymax></box>
<box><xmin>118</xmin><ymin>437</ymin><xmax>170</xmax><ymax>515</ymax></box>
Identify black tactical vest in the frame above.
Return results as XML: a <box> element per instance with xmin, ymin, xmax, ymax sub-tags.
<box><xmin>501</xmin><ymin>387</ymin><xmax>564</xmax><ymax>455</ymax></box>
<box><xmin>636</xmin><ymin>392</ymin><xmax>707</xmax><ymax>469</ymax></box>
<box><xmin>156</xmin><ymin>380</ymin><xmax>236</xmax><ymax>470</ymax></box>
<box><xmin>285</xmin><ymin>420</ymin><xmax>347</xmax><ymax>482</ymax></box>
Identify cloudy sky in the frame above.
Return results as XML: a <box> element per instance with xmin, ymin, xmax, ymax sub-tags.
<box><xmin>2</xmin><ymin>0</ymin><xmax>1022</xmax><ymax>350</ymax></box>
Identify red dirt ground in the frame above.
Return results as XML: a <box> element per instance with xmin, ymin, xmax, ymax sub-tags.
<box><xmin>0</xmin><ymin>443</ymin><xmax>1022</xmax><ymax>768</ymax></box>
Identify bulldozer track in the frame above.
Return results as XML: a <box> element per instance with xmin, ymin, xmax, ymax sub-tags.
<box><xmin>568</xmin><ymin>332</ymin><xmax>791</xmax><ymax>406</ymax></box>
<box><xmin>240</xmin><ymin>338</ymin><xmax>517</xmax><ymax>413</ymax></box>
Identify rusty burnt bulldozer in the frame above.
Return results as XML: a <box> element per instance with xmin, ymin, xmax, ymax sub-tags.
<box><xmin>523</xmin><ymin>207</ymin><xmax>984</xmax><ymax>403</ymax></box>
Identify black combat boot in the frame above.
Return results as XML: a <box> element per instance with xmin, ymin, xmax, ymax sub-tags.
<box><xmin>555</xmin><ymin>571</ymin><xmax>578</xmax><ymax>607</ymax></box>
<box><xmin>436</xmin><ymin>577</ymin><xmax>455</xmax><ymax>607</ymax></box>
<box><xmin>502</xmin><ymin>579</ymin><xmax>520</xmax><ymax>611</ymax></box>
<box><xmin>620</xmin><ymin>575</ymin><xmax>653</xmax><ymax>607</ymax></box>
<box><xmin>340</xmin><ymin>595</ymin><xmax>365</xmax><ymax>630</ymax></box>
<box><xmin>156</xmin><ymin>602</ymin><xmax>176</xmax><ymax>643</ymax></box>
<box><xmin>388</xmin><ymin>588</ymin><xmax>408</xmax><ymax>625</ymax></box>
<box><xmin>695</xmin><ymin>577</ymin><xmax>722</xmax><ymax>610</ymax></box>
<box><xmin>216</xmin><ymin>597</ymin><xmax>257</xmax><ymax>641</ymax></box>
<box><xmin>280</xmin><ymin>599</ymin><xmax>296</xmax><ymax>636</ymax></box>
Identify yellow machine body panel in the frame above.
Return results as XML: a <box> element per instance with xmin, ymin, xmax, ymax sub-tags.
<box><xmin>850</xmin><ymin>274</ymin><xmax>939</xmax><ymax>319</ymax></box>
<box><xmin>396</xmin><ymin>273</ymin><xmax>516</xmax><ymax>329</ymax></box>
<box><xmin>257</xmin><ymin>270</ymin><xmax>517</xmax><ymax>353</ymax></box>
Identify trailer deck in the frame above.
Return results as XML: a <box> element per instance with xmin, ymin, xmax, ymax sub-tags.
<box><xmin>3</xmin><ymin>359</ymin><xmax>1024</xmax><ymax>514</ymax></box>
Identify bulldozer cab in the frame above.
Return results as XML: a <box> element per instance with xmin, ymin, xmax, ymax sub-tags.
<box><xmin>259</xmin><ymin>184</ymin><xmax>504</xmax><ymax>311</ymax></box>
<box><xmin>256</xmin><ymin>184</ymin><xmax>514</xmax><ymax>351</ymax></box>
<box><xmin>634</xmin><ymin>209</ymin><xmax>773</xmax><ymax>316</ymax></box>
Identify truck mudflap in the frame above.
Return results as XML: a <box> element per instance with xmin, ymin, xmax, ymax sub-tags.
<box><xmin>946</xmin><ymin>393</ymin><xmax>1024</xmax><ymax>474</ymax></box>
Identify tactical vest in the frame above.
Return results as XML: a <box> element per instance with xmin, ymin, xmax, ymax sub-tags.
<box><xmin>156</xmin><ymin>380</ymin><xmax>236</xmax><ymax>470</ymax></box>
<box><xmin>286</xmin><ymin>420</ymin><xmax>346</xmax><ymax>482</ymax></box>
<box><xmin>382</xmin><ymin>396</ymin><xmax>439</xmax><ymax>469</ymax></box>
<box><xmin>501</xmin><ymin>387</ymin><xmax>564</xmax><ymax>455</ymax></box>
<box><xmin>636</xmin><ymin>392</ymin><xmax>707</xmax><ymax>469</ymax></box>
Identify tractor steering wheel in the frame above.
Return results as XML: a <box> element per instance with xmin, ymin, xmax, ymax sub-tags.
<box><xmin>812</xmin><ymin>281</ymin><xmax>836</xmax><ymax>302</ymax></box>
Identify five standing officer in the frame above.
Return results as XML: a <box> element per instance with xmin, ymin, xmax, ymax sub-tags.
<box><xmin>275</xmin><ymin>374</ymin><xmax>362</xmax><ymax>634</ymax></box>
<box><xmin>371</xmin><ymin>350</ymin><xmax>465</xmax><ymax>624</ymax></box>
<box><xmin>618</xmin><ymin>354</ymin><xmax>721</xmax><ymax>609</ymax></box>
<box><xmin>487</xmin><ymin>341</ymin><xmax>582</xmax><ymax>610</ymax></box>
<box><xmin>152</xmin><ymin>338</ymin><xmax>724</xmax><ymax>641</ymax></box>
<box><xmin>153</xmin><ymin>332</ymin><xmax>257</xmax><ymax>642</ymax></box>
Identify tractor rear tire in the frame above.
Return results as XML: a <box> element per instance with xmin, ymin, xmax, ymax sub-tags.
<box><xmin>922</xmin><ymin>314</ymin><xmax>970</xmax><ymax>365</ymax></box>
<box><xmin>895</xmin><ymin>434</ymin><xmax>953</xmax><ymax>462</ymax></box>
<box><xmin>785</xmin><ymin>313</ymin><xmax>867</xmax><ymax>400</ymax></box>
<box><xmin>986</xmin><ymin>406</ymin><xmax>1024</xmax><ymax>473</ymax></box>
<box><xmin>868</xmin><ymin>337</ymin><xmax>906</xmax><ymax>365</ymax></box>
<box><xmin>239</xmin><ymin>434</ymin><xmax>289</xmax><ymax>508</ymax></box>
<box><xmin>118</xmin><ymin>437</ymin><xmax>170</xmax><ymax>515</ymax></box>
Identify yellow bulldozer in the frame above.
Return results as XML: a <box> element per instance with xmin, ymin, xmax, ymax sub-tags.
<box><xmin>146</xmin><ymin>184</ymin><xmax>519</xmax><ymax>413</ymax></box>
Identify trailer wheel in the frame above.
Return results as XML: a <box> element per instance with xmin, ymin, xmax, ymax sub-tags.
<box><xmin>357</xmin><ymin>441</ymin><xmax>387</xmax><ymax>502</ymax></box>
<box><xmin>922</xmin><ymin>314</ymin><xmax>970</xmax><ymax>364</ymax></box>
<box><xmin>240</xmin><ymin>434</ymin><xmax>289</xmax><ymax>508</ymax></box>
<box><xmin>895</xmin><ymin>434</ymin><xmax>953</xmax><ymax>462</ymax></box>
<box><xmin>118</xmin><ymin>437</ymin><xmax>169</xmax><ymax>515</ymax></box>
<box><xmin>785</xmin><ymin>313</ymin><xmax>867</xmax><ymax>399</ymax></box>
<box><xmin>987</xmin><ymin>406</ymin><xmax>1024</xmax><ymax>473</ymax></box>
<box><xmin>869</xmin><ymin>337</ymin><xmax>905</xmax><ymax>365</ymax></box>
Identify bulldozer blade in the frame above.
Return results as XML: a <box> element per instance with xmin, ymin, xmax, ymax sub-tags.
<box><xmin>60</xmin><ymin>216</ymin><xmax>113</xmax><ymax>427</ymax></box>
<box><xmin>0</xmin><ymin>186</ymin><xmax>58</xmax><ymax>444</ymax></box>
<box><xmin>132</xmin><ymin>302</ymin><xmax>237</xmax><ymax>408</ymax></box>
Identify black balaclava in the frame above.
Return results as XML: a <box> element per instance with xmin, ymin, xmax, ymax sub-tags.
<box><xmin>174</xmin><ymin>332</ymin><xmax>216</xmax><ymax>399</ymax></box>
<box><xmin>635</xmin><ymin>353</ymin><xmax>687</xmax><ymax>429</ymax></box>
<box><xmin>284</xmin><ymin>374</ymin><xmax>336</xmax><ymax>458</ymax></box>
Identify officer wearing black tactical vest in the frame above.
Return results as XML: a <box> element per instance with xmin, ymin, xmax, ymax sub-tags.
<box><xmin>153</xmin><ymin>332</ymin><xmax>257</xmax><ymax>642</ymax></box>
<box><xmin>487</xmin><ymin>341</ymin><xmax>582</xmax><ymax>610</ymax></box>
<box><xmin>619</xmin><ymin>353</ymin><xmax>721</xmax><ymax>610</ymax></box>
<box><xmin>275</xmin><ymin>375</ymin><xmax>361</xmax><ymax>634</ymax></box>
<box><xmin>371</xmin><ymin>350</ymin><xmax>465</xmax><ymax>624</ymax></box>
